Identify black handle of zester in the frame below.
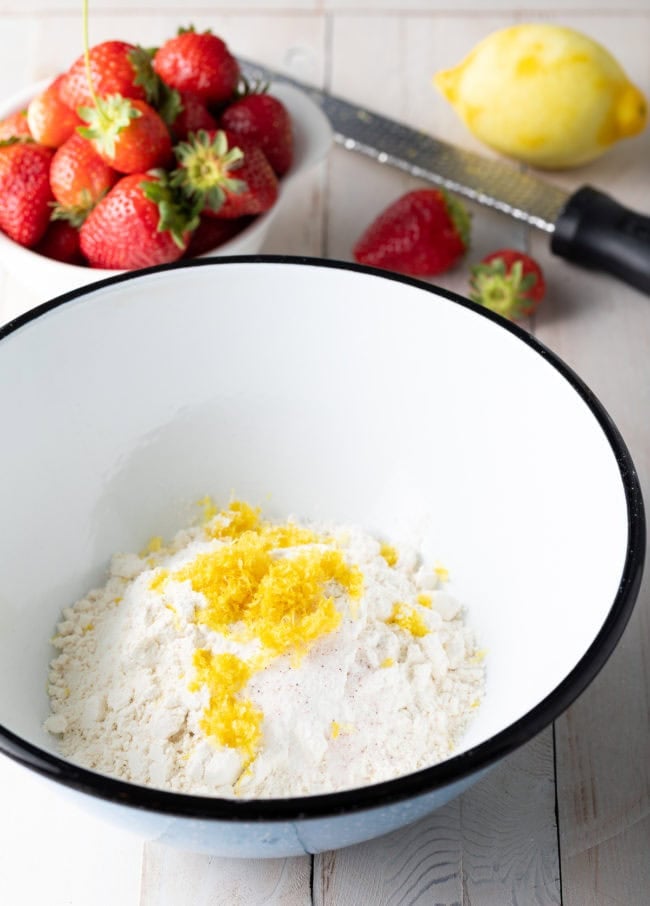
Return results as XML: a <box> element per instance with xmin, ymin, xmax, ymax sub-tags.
<box><xmin>551</xmin><ymin>186</ymin><xmax>650</xmax><ymax>295</ymax></box>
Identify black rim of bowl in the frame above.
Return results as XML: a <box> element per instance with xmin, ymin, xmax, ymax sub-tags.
<box><xmin>0</xmin><ymin>255</ymin><xmax>645</xmax><ymax>822</ymax></box>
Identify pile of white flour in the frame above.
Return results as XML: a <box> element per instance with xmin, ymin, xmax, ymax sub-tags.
<box><xmin>45</xmin><ymin>503</ymin><xmax>485</xmax><ymax>798</ymax></box>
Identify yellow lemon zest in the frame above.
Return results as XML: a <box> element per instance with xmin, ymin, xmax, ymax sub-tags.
<box><xmin>331</xmin><ymin>720</ymin><xmax>355</xmax><ymax>737</ymax></box>
<box><xmin>198</xmin><ymin>495</ymin><xmax>217</xmax><ymax>522</ymax></box>
<box><xmin>380</xmin><ymin>542</ymin><xmax>398</xmax><ymax>567</ymax></box>
<box><xmin>178</xmin><ymin>540</ymin><xmax>361</xmax><ymax>659</ymax></box>
<box><xmin>189</xmin><ymin>650</ymin><xmax>262</xmax><ymax>762</ymax></box>
<box><xmin>182</xmin><ymin>501</ymin><xmax>364</xmax><ymax>764</ymax></box>
<box><xmin>380</xmin><ymin>657</ymin><xmax>395</xmax><ymax>668</ymax></box>
<box><xmin>386</xmin><ymin>602</ymin><xmax>429</xmax><ymax>637</ymax></box>
<box><xmin>206</xmin><ymin>499</ymin><xmax>262</xmax><ymax>539</ymax></box>
<box><xmin>416</xmin><ymin>593</ymin><xmax>432</xmax><ymax>608</ymax></box>
<box><xmin>149</xmin><ymin>569</ymin><xmax>169</xmax><ymax>592</ymax></box>
<box><xmin>470</xmin><ymin>648</ymin><xmax>487</xmax><ymax>664</ymax></box>
<box><xmin>164</xmin><ymin>601</ymin><xmax>182</xmax><ymax>631</ymax></box>
<box><xmin>434</xmin><ymin>563</ymin><xmax>449</xmax><ymax>583</ymax></box>
<box><xmin>234</xmin><ymin>762</ymin><xmax>255</xmax><ymax>794</ymax></box>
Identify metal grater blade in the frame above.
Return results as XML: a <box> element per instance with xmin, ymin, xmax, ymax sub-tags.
<box><xmin>239</xmin><ymin>58</ymin><xmax>569</xmax><ymax>233</ymax></box>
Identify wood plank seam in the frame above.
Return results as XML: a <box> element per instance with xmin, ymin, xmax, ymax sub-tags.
<box><xmin>553</xmin><ymin>722</ymin><xmax>566</xmax><ymax>906</ymax></box>
<box><xmin>320</xmin><ymin>9</ymin><xmax>335</xmax><ymax>260</ymax></box>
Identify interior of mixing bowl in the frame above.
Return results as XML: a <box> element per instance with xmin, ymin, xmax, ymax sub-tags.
<box><xmin>0</xmin><ymin>257</ymin><xmax>639</xmax><ymax>793</ymax></box>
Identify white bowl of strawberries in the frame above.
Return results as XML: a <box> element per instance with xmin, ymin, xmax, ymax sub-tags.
<box><xmin>0</xmin><ymin>28</ymin><xmax>332</xmax><ymax>301</ymax></box>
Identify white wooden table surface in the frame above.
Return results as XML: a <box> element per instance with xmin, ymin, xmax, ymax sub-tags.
<box><xmin>1</xmin><ymin>2</ymin><xmax>649</xmax><ymax>904</ymax></box>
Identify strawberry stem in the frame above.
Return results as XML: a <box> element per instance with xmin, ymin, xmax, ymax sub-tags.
<box><xmin>235</xmin><ymin>75</ymin><xmax>270</xmax><ymax>99</ymax></box>
<box><xmin>81</xmin><ymin>0</ymin><xmax>101</xmax><ymax>112</ymax></box>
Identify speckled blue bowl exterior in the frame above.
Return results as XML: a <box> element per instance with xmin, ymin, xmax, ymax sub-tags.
<box><xmin>11</xmin><ymin>754</ymin><xmax>490</xmax><ymax>857</ymax></box>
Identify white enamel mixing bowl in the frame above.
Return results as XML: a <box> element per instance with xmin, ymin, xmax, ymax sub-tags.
<box><xmin>0</xmin><ymin>82</ymin><xmax>331</xmax><ymax>300</ymax></box>
<box><xmin>0</xmin><ymin>258</ymin><xmax>644</xmax><ymax>857</ymax></box>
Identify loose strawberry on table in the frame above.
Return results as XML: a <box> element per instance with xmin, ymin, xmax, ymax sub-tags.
<box><xmin>469</xmin><ymin>249</ymin><xmax>546</xmax><ymax>320</ymax></box>
<box><xmin>0</xmin><ymin>139</ymin><xmax>54</xmax><ymax>247</ymax></box>
<box><xmin>353</xmin><ymin>189</ymin><xmax>470</xmax><ymax>277</ymax></box>
<box><xmin>153</xmin><ymin>27</ymin><xmax>240</xmax><ymax>106</ymax></box>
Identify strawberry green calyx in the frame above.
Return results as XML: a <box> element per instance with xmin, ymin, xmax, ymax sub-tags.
<box><xmin>0</xmin><ymin>136</ymin><xmax>34</xmax><ymax>147</ymax></box>
<box><xmin>50</xmin><ymin>190</ymin><xmax>98</xmax><ymax>228</ymax></box>
<box><xmin>129</xmin><ymin>45</ymin><xmax>183</xmax><ymax>125</ymax></box>
<box><xmin>154</xmin><ymin>81</ymin><xmax>183</xmax><ymax>127</ymax></box>
<box><xmin>141</xmin><ymin>170</ymin><xmax>202</xmax><ymax>249</ymax></box>
<box><xmin>171</xmin><ymin>129</ymin><xmax>247</xmax><ymax>213</ymax></box>
<box><xmin>177</xmin><ymin>24</ymin><xmax>212</xmax><ymax>36</ymax></box>
<box><xmin>129</xmin><ymin>45</ymin><xmax>160</xmax><ymax>99</ymax></box>
<box><xmin>442</xmin><ymin>191</ymin><xmax>471</xmax><ymax>249</ymax></box>
<box><xmin>235</xmin><ymin>74</ymin><xmax>270</xmax><ymax>99</ymax></box>
<box><xmin>470</xmin><ymin>257</ymin><xmax>538</xmax><ymax>318</ymax></box>
<box><xmin>78</xmin><ymin>95</ymin><xmax>141</xmax><ymax>158</ymax></box>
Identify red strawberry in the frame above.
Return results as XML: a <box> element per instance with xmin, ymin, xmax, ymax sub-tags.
<box><xmin>183</xmin><ymin>214</ymin><xmax>253</xmax><ymax>258</ymax></box>
<box><xmin>0</xmin><ymin>139</ymin><xmax>54</xmax><ymax>247</ymax></box>
<box><xmin>170</xmin><ymin>91</ymin><xmax>217</xmax><ymax>141</ymax></box>
<box><xmin>79</xmin><ymin>172</ymin><xmax>199</xmax><ymax>270</ymax></box>
<box><xmin>153</xmin><ymin>28</ymin><xmax>240</xmax><ymax>106</ymax></box>
<box><xmin>172</xmin><ymin>129</ymin><xmax>278</xmax><ymax>219</ymax></box>
<box><xmin>220</xmin><ymin>90</ymin><xmax>293</xmax><ymax>176</ymax></box>
<box><xmin>27</xmin><ymin>75</ymin><xmax>82</xmax><ymax>148</ymax></box>
<box><xmin>0</xmin><ymin>110</ymin><xmax>32</xmax><ymax>141</ymax></box>
<box><xmin>34</xmin><ymin>220</ymin><xmax>85</xmax><ymax>265</ymax></box>
<box><xmin>353</xmin><ymin>189</ymin><xmax>470</xmax><ymax>276</ymax></box>
<box><xmin>50</xmin><ymin>133</ymin><xmax>119</xmax><ymax>219</ymax></box>
<box><xmin>79</xmin><ymin>98</ymin><xmax>172</xmax><ymax>174</ymax></box>
<box><xmin>59</xmin><ymin>41</ymin><xmax>148</xmax><ymax>110</ymax></box>
<box><xmin>469</xmin><ymin>249</ymin><xmax>546</xmax><ymax>320</ymax></box>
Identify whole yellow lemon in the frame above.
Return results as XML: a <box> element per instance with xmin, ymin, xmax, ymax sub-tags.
<box><xmin>434</xmin><ymin>24</ymin><xmax>647</xmax><ymax>169</ymax></box>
